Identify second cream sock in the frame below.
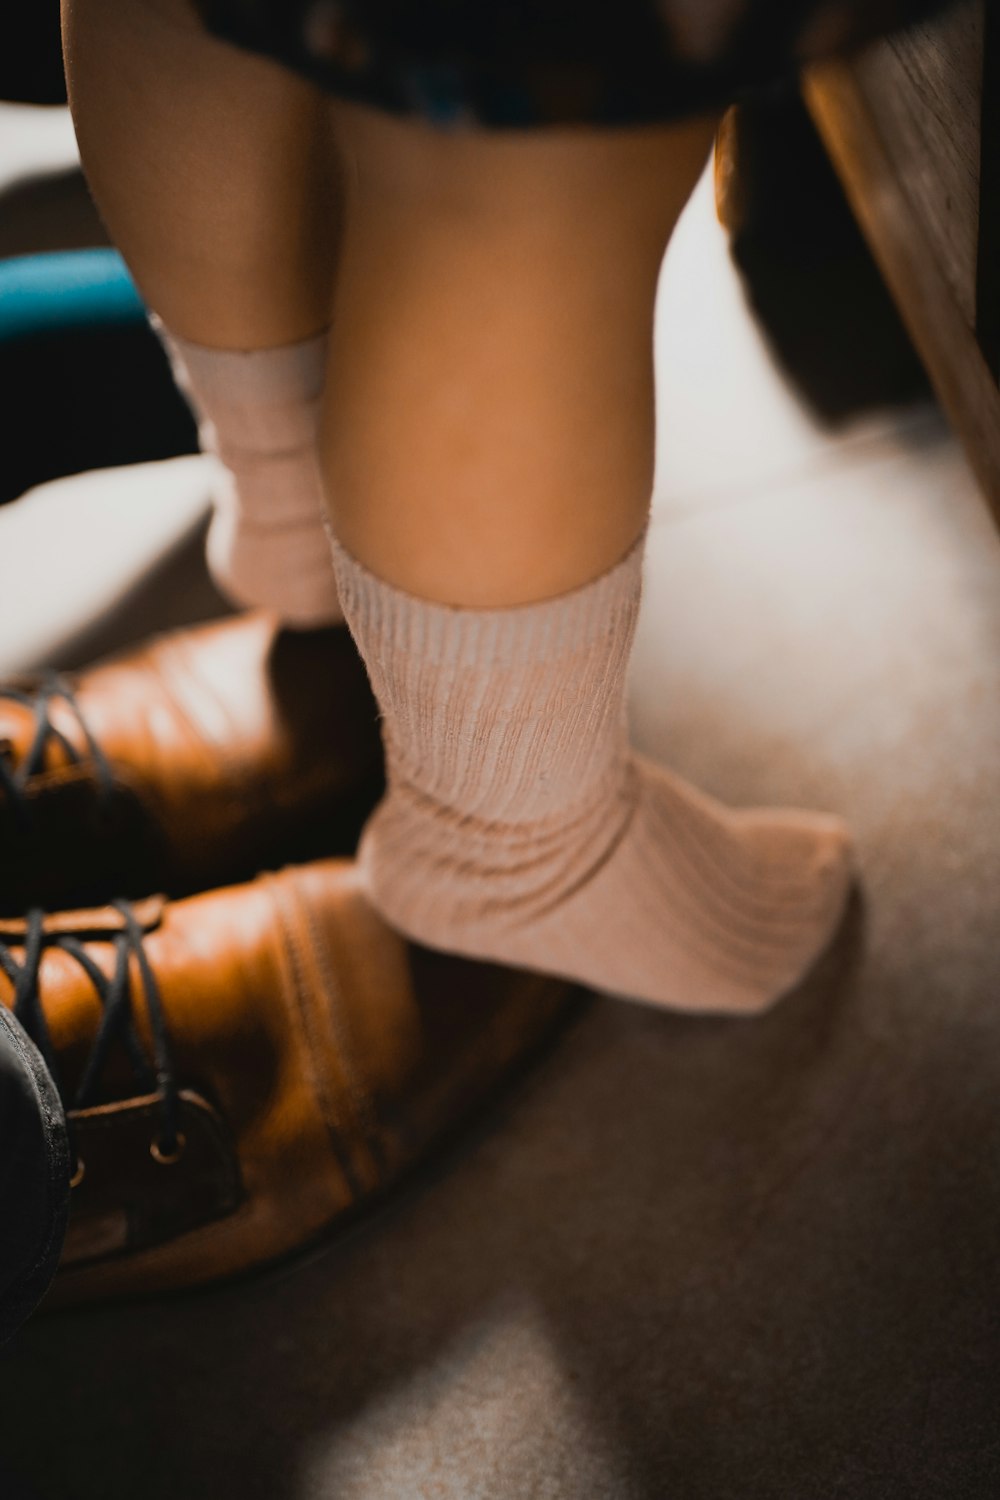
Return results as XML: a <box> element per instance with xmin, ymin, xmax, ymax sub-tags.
<box><xmin>157</xmin><ymin>321</ymin><xmax>343</xmax><ymax>627</ymax></box>
<box><xmin>331</xmin><ymin>533</ymin><xmax>853</xmax><ymax>1014</ymax></box>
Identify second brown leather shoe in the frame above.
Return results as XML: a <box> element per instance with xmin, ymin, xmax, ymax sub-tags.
<box><xmin>0</xmin><ymin>858</ymin><xmax>581</xmax><ymax>1304</ymax></box>
<box><xmin>0</xmin><ymin>613</ymin><xmax>384</xmax><ymax>913</ymax></box>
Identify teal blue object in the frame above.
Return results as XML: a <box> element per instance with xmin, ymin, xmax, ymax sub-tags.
<box><xmin>0</xmin><ymin>250</ymin><xmax>146</xmax><ymax>343</ymax></box>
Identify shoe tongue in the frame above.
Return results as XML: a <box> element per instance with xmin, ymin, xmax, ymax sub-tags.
<box><xmin>0</xmin><ymin>895</ymin><xmax>165</xmax><ymax>944</ymax></box>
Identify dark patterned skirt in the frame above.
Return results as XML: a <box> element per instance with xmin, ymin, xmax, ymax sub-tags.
<box><xmin>193</xmin><ymin>0</ymin><xmax>953</xmax><ymax>127</ymax></box>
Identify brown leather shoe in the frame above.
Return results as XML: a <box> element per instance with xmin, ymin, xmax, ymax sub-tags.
<box><xmin>0</xmin><ymin>859</ymin><xmax>581</xmax><ymax>1304</ymax></box>
<box><xmin>0</xmin><ymin>613</ymin><xmax>384</xmax><ymax>913</ymax></box>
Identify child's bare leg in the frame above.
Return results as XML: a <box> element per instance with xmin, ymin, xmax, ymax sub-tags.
<box><xmin>62</xmin><ymin>0</ymin><xmax>336</xmax><ymax>344</ymax></box>
<box><xmin>321</xmin><ymin>109</ymin><xmax>853</xmax><ymax>1012</ymax></box>
<box><xmin>322</xmin><ymin>105</ymin><xmax>717</xmax><ymax>605</ymax></box>
<box><xmin>62</xmin><ymin>0</ymin><xmax>344</xmax><ymax>622</ymax></box>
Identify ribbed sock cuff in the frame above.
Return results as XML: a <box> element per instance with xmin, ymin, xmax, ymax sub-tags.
<box><xmin>328</xmin><ymin>529</ymin><xmax>647</xmax><ymax>670</ymax></box>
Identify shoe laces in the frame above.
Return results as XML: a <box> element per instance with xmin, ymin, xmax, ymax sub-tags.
<box><xmin>0</xmin><ymin>901</ymin><xmax>180</xmax><ymax>1169</ymax></box>
<box><xmin>0</xmin><ymin>675</ymin><xmax>116</xmax><ymax>827</ymax></box>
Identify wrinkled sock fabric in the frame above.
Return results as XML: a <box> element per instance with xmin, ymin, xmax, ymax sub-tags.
<box><xmin>155</xmin><ymin>318</ymin><xmax>343</xmax><ymax>627</ymax></box>
<box><xmin>330</xmin><ymin>531</ymin><xmax>853</xmax><ymax>1013</ymax></box>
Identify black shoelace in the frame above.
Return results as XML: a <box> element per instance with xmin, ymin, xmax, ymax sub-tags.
<box><xmin>1</xmin><ymin>901</ymin><xmax>180</xmax><ymax>1171</ymax></box>
<box><xmin>0</xmin><ymin>675</ymin><xmax>116</xmax><ymax>828</ymax></box>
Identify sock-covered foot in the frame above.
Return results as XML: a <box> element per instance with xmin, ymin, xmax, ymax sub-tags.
<box><xmin>156</xmin><ymin>321</ymin><xmax>343</xmax><ymax>628</ymax></box>
<box><xmin>332</xmin><ymin>533</ymin><xmax>853</xmax><ymax>1014</ymax></box>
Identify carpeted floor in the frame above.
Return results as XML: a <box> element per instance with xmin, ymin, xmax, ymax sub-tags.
<box><xmin>1</xmin><ymin>159</ymin><xmax>998</xmax><ymax>1498</ymax></box>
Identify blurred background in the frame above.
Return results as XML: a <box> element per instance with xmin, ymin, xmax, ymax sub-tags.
<box><xmin>0</xmin><ymin>1</ymin><xmax>231</xmax><ymax>673</ymax></box>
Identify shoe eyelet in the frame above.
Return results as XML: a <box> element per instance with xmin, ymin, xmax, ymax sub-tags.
<box><xmin>150</xmin><ymin>1133</ymin><xmax>186</xmax><ymax>1166</ymax></box>
<box><xmin>69</xmin><ymin>1158</ymin><xmax>85</xmax><ymax>1189</ymax></box>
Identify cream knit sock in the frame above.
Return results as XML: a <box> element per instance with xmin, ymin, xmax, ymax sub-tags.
<box><xmin>331</xmin><ymin>533</ymin><xmax>853</xmax><ymax>1014</ymax></box>
<box><xmin>156</xmin><ymin>320</ymin><xmax>343</xmax><ymax>627</ymax></box>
